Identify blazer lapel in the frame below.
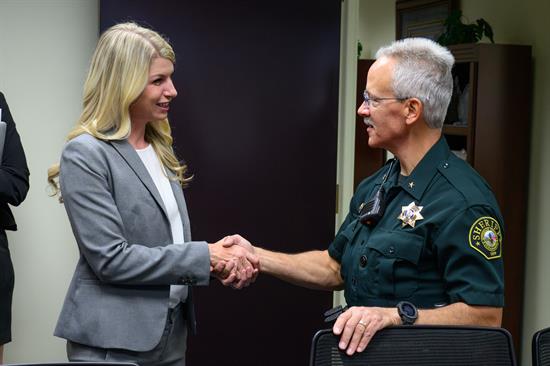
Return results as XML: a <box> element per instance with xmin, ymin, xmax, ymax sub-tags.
<box><xmin>109</xmin><ymin>139</ymin><xmax>169</xmax><ymax>221</ymax></box>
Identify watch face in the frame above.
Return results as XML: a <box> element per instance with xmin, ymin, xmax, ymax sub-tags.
<box><xmin>398</xmin><ymin>301</ymin><xmax>418</xmax><ymax>325</ymax></box>
<box><xmin>402</xmin><ymin>302</ymin><xmax>416</xmax><ymax>317</ymax></box>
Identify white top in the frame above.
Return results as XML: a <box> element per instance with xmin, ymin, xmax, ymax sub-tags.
<box><xmin>136</xmin><ymin>144</ymin><xmax>187</xmax><ymax>307</ymax></box>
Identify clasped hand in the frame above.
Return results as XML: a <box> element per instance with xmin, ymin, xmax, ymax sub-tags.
<box><xmin>209</xmin><ymin>235</ymin><xmax>259</xmax><ymax>289</ymax></box>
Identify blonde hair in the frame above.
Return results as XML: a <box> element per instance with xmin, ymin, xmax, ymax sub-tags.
<box><xmin>48</xmin><ymin>22</ymin><xmax>190</xmax><ymax>198</ymax></box>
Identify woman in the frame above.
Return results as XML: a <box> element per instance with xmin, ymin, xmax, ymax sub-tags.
<box><xmin>47</xmin><ymin>22</ymin><xmax>257</xmax><ymax>366</ymax></box>
<box><xmin>0</xmin><ymin>91</ymin><xmax>30</xmax><ymax>364</ymax></box>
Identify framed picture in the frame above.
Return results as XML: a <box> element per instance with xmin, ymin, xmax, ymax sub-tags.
<box><xmin>396</xmin><ymin>0</ymin><xmax>457</xmax><ymax>41</ymax></box>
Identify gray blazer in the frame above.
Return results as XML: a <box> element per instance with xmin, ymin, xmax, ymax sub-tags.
<box><xmin>54</xmin><ymin>133</ymin><xmax>210</xmax><ymax>352</ymax></box>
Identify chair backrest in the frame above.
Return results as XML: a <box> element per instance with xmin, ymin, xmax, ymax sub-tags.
<box><xmin>310</xmin><ymin>325</ymin><xmax>516</xmax><ymax>366</ymax></box>
<box><xmin>533</xmin><ymin>326</ymin><xmax>550</xmax><ymax>366</ymax></box>
<box><xmin>6</xmin><ymin>363</ymin><xmax>138</xmax><ymax>366</ymax></box>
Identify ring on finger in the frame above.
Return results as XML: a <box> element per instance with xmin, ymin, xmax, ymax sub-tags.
<box><xmin>357</xmin><ymin>320</ymin><xmax>367</xmax><ymax>328</ymax></box>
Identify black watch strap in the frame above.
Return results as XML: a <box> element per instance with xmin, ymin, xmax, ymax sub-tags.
<box><xmin>397</xmin><ymin>301</ymin><xmax>418</xmax><ymax>325</ymax></box>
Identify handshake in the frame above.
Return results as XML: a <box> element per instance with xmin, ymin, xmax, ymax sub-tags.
<box><xmin>209</xmin><ymin>234</ymin><xmax>259</xmax><ymax>289</ymax></box>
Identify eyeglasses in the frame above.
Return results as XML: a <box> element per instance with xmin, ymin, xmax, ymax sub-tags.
<box><xmin>363</xmin><ymin>91</ymin><xmax>409</xmax><ymax>108</ymax></box>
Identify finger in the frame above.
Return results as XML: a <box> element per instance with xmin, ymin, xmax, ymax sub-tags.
<box><xmin>229</xmin><ymin>267</ymin><xmax>246</xmax><ymax>290</ymax></box>
<box><xmin>230</xmin><ymin>257</ymin><xmax>251</xmax><ymax>289</ymax></box>
<box><xmin>333</xmin><ymin>307</ymin><xmax>352</xmax><ymax>335</ymax></box>
<box><xmin>221</xmin><ymin>271</ymin><xmax>237</xmax><ymax>286</ymax></box>
<box><xmin>346</xmin><ymin>319</ymin><xmax>368</xmax><ymax>355</ymax></box>
<box><xmin>356</xmin><ymin>325</ymin><xmax>377</xmax><ymax>353</ymax></box>
<box><xmin>239</xmin><ymin>276</ymin><xmax>252</xmax><ymax>288</ymax></box>
<box><xmin>222</xmin><ymin>235</ymin><xmax>236</xmax><ymax>247</ymax></box>
<box><xmin>211</xmin><ymin>265</ymin><xmax>223</xmax><ymax>277</ymax></box>
<box><xmin>239</xmin><ymin>264</ymin><xmax>251</xmax><ymax>287</ymax></box>
<box><xmin>242</xmin><ymin>268</ymin><xmax>258</xmax><ymax>286</ymax></box>
<box><xmin>335</xmin><ymin>310</ymin><xmax>362</xmax><ymax>351</ymax></box>
<box><xmin>212</xmin><ymin>260</ymin><xmax>226</xmax><ymax>275</ymax></box>
<box><xmin>224</xmin><ymin>259</ymin><xmax>236</xmax><ymax>272</ymax></box>
<box><xmin>212</xmin><ymin>259</ymin><xmax>231</xmax><ymax>278</ymax></box>
<box><xmin>245</xmin><ymin>251</ymin><xmax>260</xmax><ymax>266</ymax></box>
<box><xmin>239</xmin><ymin>267</ymin><xmax>249</xmax><ymax>285</ymax></box>
<box><xmin>245</xmin><ymin>263</ymin><xmax>253</xmax><ymax>280</ymax></box>
<box><xmin>241</xmin><ymin>258</ymin><xmax>257</xmax><ymax>278</ymax></box>
<box><xmin>231</xmin><ymin>234</ymin><xmax>243</xmax><ymax>241</ymax></box>
<box><xmin>233</xmin><ymin>276</ymin><xmax>246</xmax><ymax>289</ymax></box>
<box><xmin>220</xmin><ymin>261</ymin><xmax>238</xmax><ymax>283</ymax></box>
<box><xmin>356</xmin><ymin>313</ymin><xmax>384</xmax><ymax>352</ymax></box>
<box><xmin>251</xmin><ymin>268</ymin><xmax>259</xmax><ymax>283</ymax></box>
<box><xmin>242</xmin><ymin>257</ymin><xmax>254</xmax><ymax>274</ymax></box>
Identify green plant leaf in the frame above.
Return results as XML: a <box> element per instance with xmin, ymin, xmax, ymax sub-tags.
<box><xmin>478</xmin><ymin>19</ymin><xmax>495</xmax><ymax>43</ymax></box>
<box><xmin>437</xmin><ymin>10</ymin><xmax>495</xmax><ymax>46</ymax></box>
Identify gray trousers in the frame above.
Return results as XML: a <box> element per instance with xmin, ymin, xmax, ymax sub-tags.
<box><xmin>67</xmin><ymin>304</ymin><xmax>187</xmax><ymax>366</ymax></box>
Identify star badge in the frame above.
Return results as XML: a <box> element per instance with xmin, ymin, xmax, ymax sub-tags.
<box><xmin>398</xmin><ymin>201</ymin><xmax>424</xmax><ymax>228</ymax></box>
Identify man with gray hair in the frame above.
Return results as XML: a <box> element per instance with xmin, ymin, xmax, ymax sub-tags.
<box><xmin>218</xmin><ymin>38</ymin><xmax>504</xmax><ymax>355</ymax></box>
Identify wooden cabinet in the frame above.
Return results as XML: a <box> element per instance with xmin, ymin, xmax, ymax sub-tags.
<box><xmin>354</xmin><ymin>43</ymin><xmax>532</xmax><ymax>355</ymax></box>
<box><xmin>446</xmin><ymin>43</ymin><xmax>532</xmax><ymax>355</ymax></box>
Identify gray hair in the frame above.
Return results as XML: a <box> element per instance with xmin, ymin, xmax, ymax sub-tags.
<box><xmin>375</xmin><ymin>38</ymin><xmax>454</xmax><ymax>129</ymax></box>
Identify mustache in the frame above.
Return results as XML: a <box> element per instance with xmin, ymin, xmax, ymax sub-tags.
<box><xmin>364</xmin><ymin>118</ymin><xmax>374</xmax><ymax>127</ymax></box>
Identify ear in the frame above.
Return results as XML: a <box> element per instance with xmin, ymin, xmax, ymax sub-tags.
<box><xmin>403</xmin><ymin>98</ymin><xmax>423</xmax><ymax>126</ymax></box>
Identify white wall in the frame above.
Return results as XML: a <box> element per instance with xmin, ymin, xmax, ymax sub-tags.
<box><xmin>358</xmin><ymin>0</ymin><xmax>394</xmax><ymax>59</ymax></box>
<box><xmin>357</xmin><ymin>1</ymin><xmax>550</xmax><ymax>365</ymax></box>
<box><xmin>0</xmin><ymin>0</ymin><xmax>99</xmax><ymax>363</ymax></box>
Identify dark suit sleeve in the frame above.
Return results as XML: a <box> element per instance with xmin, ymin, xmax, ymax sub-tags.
<box><xmin>0</xmin><ymin>92</ymin><xmax>30</xmax><ymax>206</ymax></box>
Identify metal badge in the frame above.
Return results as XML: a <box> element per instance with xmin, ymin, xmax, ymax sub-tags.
<box><xmin>398</xmin><ymin>201</ymin><xmax>424</xmax><ymax>228</ymax></box>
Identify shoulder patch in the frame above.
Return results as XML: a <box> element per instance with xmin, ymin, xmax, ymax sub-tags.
<box><xmin>468</xmin><ymin>216</ymin><xmax>502</xmax><ymax>260</ymax></box>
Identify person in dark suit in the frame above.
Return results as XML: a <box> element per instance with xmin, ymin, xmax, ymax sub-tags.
<box><xmin>0</xmin><ymin>91</ymin><xmax>30</xmax><ymax>364</ymax></box>
<box><xmin>47</xmin><ymin>22</ymin><xmax>257</xmax><ymax>366</ymax></box>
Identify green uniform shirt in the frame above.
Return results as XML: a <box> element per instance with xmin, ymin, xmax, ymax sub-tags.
<box><xmin>329</xmin><ymin>137</ymin><xmax>504</xmax><ymax>309</ymax></box>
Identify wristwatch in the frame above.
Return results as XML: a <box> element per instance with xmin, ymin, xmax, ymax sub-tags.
<box><xmin>397</xmin><ymin>301</ymin><xmax>418</xmax><ymax>325</ymax></box>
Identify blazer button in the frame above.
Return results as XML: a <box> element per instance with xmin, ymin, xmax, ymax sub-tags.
<box><xmin>359</xmin><ymin>255</ymin><xmax>368</xmax><ymax>268</ymax></box>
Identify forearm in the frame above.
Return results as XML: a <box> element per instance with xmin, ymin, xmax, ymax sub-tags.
<box><xmin>416</xmin><ymin>302</ymin><xmax>502</xmax><ymax>326</ymax></box>
<box><xmin>333</xmin><ymin>302</ymin><xmax>502</xmax><ymax>356</ymax></box>
<box><xmin>0</xmin><ymin>129</ymin><xmax>29</xmax><ymax>205</ymax></box>
<box><xmin>0</xmin><ymin>94</ymin><xmax>30</xmax><ymax>205</ymax></box>
<box><xmin>81</xmin><ymin>240</ymin><xmax>211</xmax><ymax>285</ymax></box>
<box><xmin>0</xmin><ymin>168</ymin><xmax>29</xmax><ymax>205</ymax></box>
<box><xmin>256</xmin><ymin>247</ymin><xmax>343</xmax><ymax>290</ymax></box>
<box><xmin>339</xmin><ymin>302</ymin><xmax>502</xmax><ymax>334</ymax></box>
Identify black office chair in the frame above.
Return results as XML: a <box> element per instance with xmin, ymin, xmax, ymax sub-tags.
<box><xmin>310</xmin><ymin>325</ymin><xmax>516</xmax><ymax>366</ymax></box>
<box><xmin>533</xmin><ymin>326</ymin><xmax>550</xmax><ymax>366</ymax></box>
<box><xmin>5</xmin><ymin>363</ymin><xmax>138</xmax><ymax>366</ymax></box>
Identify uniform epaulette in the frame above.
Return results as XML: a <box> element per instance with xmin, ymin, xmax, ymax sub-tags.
<box><xmin>436</xmin><ymin>154</ymin><xmax>494</xmax><ymax>207</ymax></box>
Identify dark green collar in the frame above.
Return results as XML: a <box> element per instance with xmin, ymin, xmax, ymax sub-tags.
<box><xmin>392</xmin><ymin>136</ymin><xmax>451</xmax><ymax>200</ymax></box>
